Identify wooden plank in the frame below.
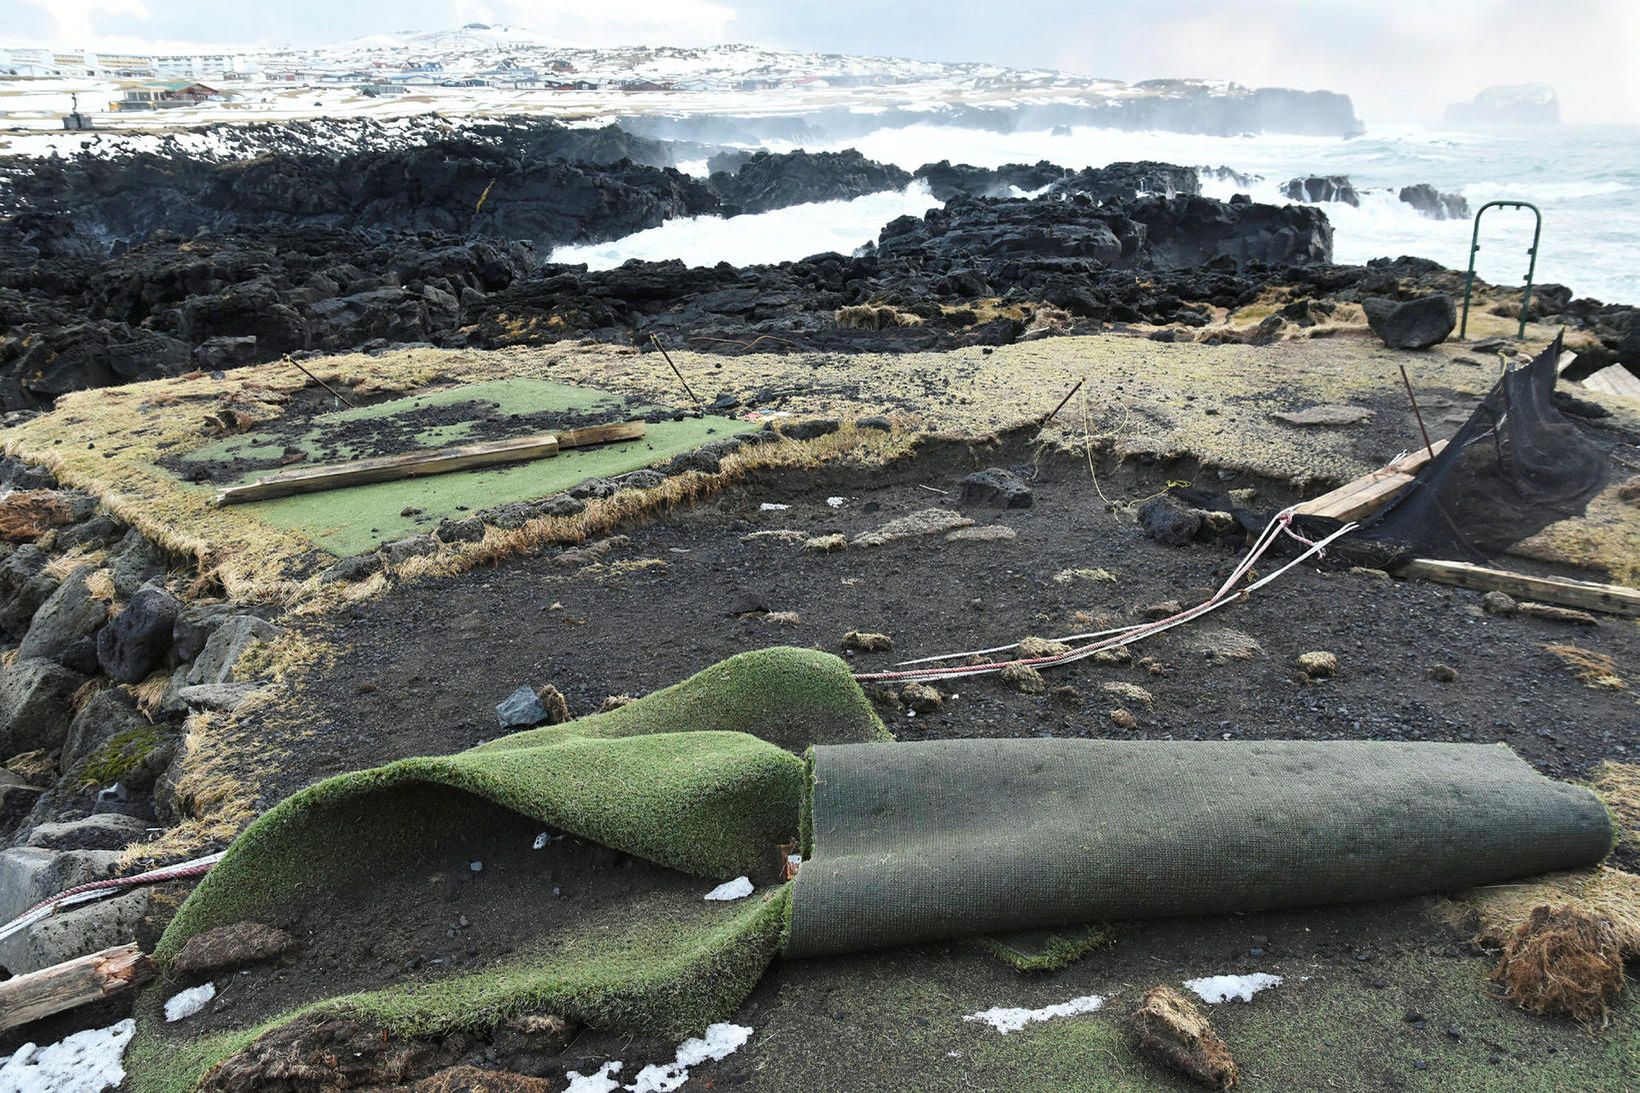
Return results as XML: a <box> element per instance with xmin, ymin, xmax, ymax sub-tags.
<box><xmin>1395</xmin><ymin>559</ymin><xmax>1640</xmax><ymax>618</ymax></box>
<box><xmin>1555</xmin><ymin>350</ymin><xmax>1578</xmax><ymax>376</ymax></box>
<box><xmin>0</xmin><ymin>943</ymin><xmax>154</xmax><ymax>1033</ymax></box>
<box><xmin>557</xmin><ymin>421</ymin><xmax>648</xmax><ymax>449</ymax></box>
<box><xmin>1294</xmin><ymin>439</ymin><xmax>1449</xmax><ymax>520</ymax></box>
<box><xmin>214</xmin><ymin>422</ymin><xmax>646</xmax><ymax>506</ymax></box>
<box><xmin>1581</xmin><ymin>364</ymin><xmax>1640</xmax><ymax>400</ymax></box>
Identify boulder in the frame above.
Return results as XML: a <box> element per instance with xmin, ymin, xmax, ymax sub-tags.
<box><xmin>172</xmin><ymin>602</ymin><xmax>238</xmax><ymax>662</ymax></box>
<box><xmin>0</xmin><ymin>887</ymin><xmax>151</xmax><ymax>977</ymax></box>
<box><xmin>1398</xmin><ymin>184</ymin><xmax>1469</xmax><ymax>221</ymax></box>
<box><xmin>18</xmin><ymin>566</ymin><xmax>108</xmax><ymax>673</ymax></box>
<box><xmin>61</xmin><ymin>687</ymin><xmax>154</xmax><ymax>779</ymax></box>
<box><xmin>0</xmin><ymin>774</ymin><xmax>45</xmax><ymax>834</ymax></box>
<box><xmin>25</xmin><ymin>812</ymin><xmax>150</xmax><ymax>851</ymax></box>
<box><xmin>960</xmin><ymin>468</ymin><xmax>1034</xmax><ymax>509</ymax></box>
<box><xmin>174</xmin><ymin>682</ymin><xmax>262</xmax><ymax>711</ymax></box>
<box><xmin>1281</xmin><ymin>175</ymin><xmax>1359</xmax><ymax>206</ymax></box>
<box><xmin>107</xmin><ymin>529</ymin><xmax>169</xmax><ymax>597</ymax></box>
<box><xmin>96</xmin><ymin>584</ymin><xmax>179</xmax><ymax>682</ymax></box>
<box><xmin>0</xmin><ymin>845</ymin><xmax>123</xmax><ymax>922</ymax></box>
<box><xmin>1362</xmin><ymin>294</ymin><xmax>1456</xmax><ymax>350</ymax></box>
<box><xmin>187</xmin><ymin>615</ymin><xmax>280</xmax><ymax>686</ymax></box>
<box><xmin>1138</xmin><ymin>496</ymin><xmax>1202</xmax><ymax>546</ymax></box>
<box><xmin>0</xmin><ymin>656</ymin><xmax>87</xmax><ymax>754</ymax></box>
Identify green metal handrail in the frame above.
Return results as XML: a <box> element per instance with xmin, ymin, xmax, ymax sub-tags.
<box><xmin>1459</xmin><ymin>200</ymin><xmax>1542</xmax><ymax>340</ymax></box>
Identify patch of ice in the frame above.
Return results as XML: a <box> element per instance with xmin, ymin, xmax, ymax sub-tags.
<box><xmin>626</xmin><ymin>1023</ymin><xmax>753</xmax><ymax>1093</ymax></box>
<box><xmin>0</xmin><ymin>1018</ymin><xmax>135</xmax><ymax>1092</ymax></box>
<box><xmin>565</xmin><ymin>1060</ymin><xmax>623</xmax><ymax>1092</ymax></box>
<box><xmin>164</xmin><ymin>982</ymin><xmax>217</xmax><ymax>1022</ymax></box>
<box><xmin>1184</xmin><ymin>973</ymin><xmax>1284</xmax><ymax>1004</ymax></box>
<box><xmin>826</xmin><ymin>496</ymin><xmax>847</xmax><ymax>508</ymax></box>
<box><xmin>704</xmin><ymin>876</ymin><xmax>753</xmax><ymax>901</ymax></box>
<box><xmin>533</xmin><ymin>833</ymin><xmax>549</xmax><ymax>850</ymax></box>
<box><xmin>758</xmin><ymin>503</ymin><xmax>790</xmax><ymax>511</ymax></box>
<box><xmin>963</xmin><ymin>994</ymin><xmax>1105</xmax><ymax>1034</ymax></box>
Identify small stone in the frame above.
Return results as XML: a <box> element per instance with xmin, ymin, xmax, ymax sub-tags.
<box><xmin>959</xmin><ymin>468</ymin><xmax>1033</xmax><ymax>509</ymax></box>
<box><xmin>1427</xmin><ymin>663</ymin><xmax>1458</xmax><ymax>683</ymax></box>
<box><xmin>842</xmin><ymin>630</ymin><xmax>893</xmax><ymax>653</ymax></box>
<box><xmin>1110</xmin><ymin>708</ymin><xmax>1140</xmax><ymax>729</ymax></box>
<box><xmin>1141</xmin><ymin>600</ymin><xmax>1183</xmax><ymax>620</ymax></box>
<box><xmin>1481</xmin><ymin>590</ymin><xmax>1516</xmax><ymax>616</ymax></box>
<box><xmin>1051</xmin><ymin>685</ymin><xmax>1082</xmax><ymax>707</ymax></box>
<box><xmin>1297</xmin><ymin>651</ymin><xmax>1338</xmax><ymax>679</ymax></box>
<box><xmin>1137</xmin><ymin>496</ymin><xmax>1201</xmax><ymax>547</ymax></box>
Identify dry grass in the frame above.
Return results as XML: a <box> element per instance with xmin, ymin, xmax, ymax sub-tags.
<box><xmin>1436</xmin><ymin>867</ymin><xmax>1640</xmax><ymax>1025</ymax></box>
<box><xmin>1492</xmin><ymin>904</ymin><xmax>1627</xmax><ymax>1025</ymax></box>
<box><xmin>835</xmin><ymin>304</ymin><xmax>925</xmax><ymax>330</ymax></box>
<box><xmin>1593</xmin><ymin>761</ymin><xmax>1640</xmax><ymax>850</ymax></box>
<box><xmin>121</xmin><ymin>709</ymin><xmax>258</xmax><ymax>867</ymax></box>
<box><xmin>1543</xmin><ymin>644</ymin><xmax>1628</xmax><ymax>691</ymax></box>
<box><xmin>127</xmin><ymin>670</ymin><xmax>173</xmax><ymax>721</ymax></box>
<box><xmin>1130</xmin><ymin>985</ymin><xmax>1239</xmax><ymax>1089</ymax></box>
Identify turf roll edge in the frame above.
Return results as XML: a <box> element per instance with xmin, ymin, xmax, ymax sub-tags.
<box><xmin>786</xmin><ymin>739</ymin><xmax>1614</xmax><ymax>957</ymax></box>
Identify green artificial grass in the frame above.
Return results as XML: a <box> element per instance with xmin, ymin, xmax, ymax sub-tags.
<box><xmin>131</xmin><ymin>648</ymin><xmax>886</xmax><ymax>1090</ymax></box>
<box><xmin>128</xmin><ymin>889</ymin><xmax>791</xmax><ymax>1093</ymax></box>
<box><xmin>174</xmin><ymin>378</ymin><xmax>759</xmax><ymax>555</ymax></box>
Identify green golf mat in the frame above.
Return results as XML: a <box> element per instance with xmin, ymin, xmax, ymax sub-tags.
<box><xmin>129</xmin><ymin>648</ymin><xmax>1613</xmax><ymax>1089</ymax></box>
<box><xmin>787</xmin><ymin>738</ymin><xmax>1614</xmax><ymax>957</ymax></box>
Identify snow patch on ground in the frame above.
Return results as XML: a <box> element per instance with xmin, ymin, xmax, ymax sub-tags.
<box><xmin>703</xmin><ymin>876</ymin><xmax>753</xmax><ymax>901</ymax></box>
<box><xmin>164</xmin><ymin>981</ymin><xmax>217</xmax><ymax>1022</ymax></box>
<box><xmin>627</xmin><ymin>1023</ymin><xmax>754</xmax><ymax>1092</ymax></box>
<box><xmin>1185</xmin><ymin>973</ymin><xmax>1284</xmax><ymax>1004</ymax></box>
<box><xmin>0</xmin><ymin>1018</ymin><xmax>135</xmax><ymax>1092</ymax></box>
<box><xmin>963</xmin><ymin>994</ymin><xmax>1106</xmax><ymax>1034</ymax></box>
<box><xmin>564</xmin><ymin>1061</ymin><xmax>624</xmax><ymax>1092</ymax></box>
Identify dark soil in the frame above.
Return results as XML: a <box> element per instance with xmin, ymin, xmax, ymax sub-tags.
<box><xmin>202</xmin><ymin>436</ymin><xmax>1639</xmax><ymax>1088</ymax></box>
<box><xmin>167</xmin><ymin>787</ymin><xmax>709</xmax><ymax>1040</ymax></box>
<box><xmin>264</xmin><ymin>438</ymin><xmax>1640</xmax><ymax>808</ymax></box>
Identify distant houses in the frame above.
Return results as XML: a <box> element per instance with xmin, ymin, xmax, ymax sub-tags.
<box><xmin>108</xmin><ymin>81</ymin><xmax>220</xmax><ymax>111</ymax></box>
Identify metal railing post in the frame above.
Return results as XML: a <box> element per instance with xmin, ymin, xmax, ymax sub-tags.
<box><xmin>1460</xmin><ymin>200</ymin><xmax>1543</xmax><ymax>340</ymax></box>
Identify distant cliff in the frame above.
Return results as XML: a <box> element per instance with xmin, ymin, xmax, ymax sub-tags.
<box><xmin>1445</xmin><ymin>84</ymin><xmax>1560</xmax><ymax>125</ymax></box>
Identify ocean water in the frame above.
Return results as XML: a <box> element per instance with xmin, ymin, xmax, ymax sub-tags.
<box><xmin>553</xmin><ymin>121</ymin><xmax>1640</xmax><ymax>308</ymax></box>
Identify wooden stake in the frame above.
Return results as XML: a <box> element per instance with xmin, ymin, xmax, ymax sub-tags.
<box><xmin>0</xmin><ymin>944</ymin><xmax>154</xmax><ymax>1033</ymax></box>
<box><xmin>1399</xmin><ymin>364</ymin><xmax>1434</xmax><ymax>460</ymax></box>
<box><xmin>283</xmin><ymin>355</ymin><xmax>357</xmax><ymax>409</ymax></box>
<box><xmin>1042</xmin><ymin>378</ymin><xmax>1085</xmax><ymax>427</ymax></box>
<box><xmin>650</xmin><ymin>334</ymin><xmax>705</xmax><ymax>416</ymax></box>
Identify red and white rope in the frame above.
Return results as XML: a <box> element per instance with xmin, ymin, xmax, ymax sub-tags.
<box><xmin>855</xmin><ymin>505</ymin><xmax>1355</xmax><ymax>686</ymax></box>
<box><xmin>0</xmin><ymin>850</ymin><xmax>225</xmax><ymax>944</ymax></box>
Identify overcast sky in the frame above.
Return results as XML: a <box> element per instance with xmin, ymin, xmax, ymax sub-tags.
<box><xmin>8</xmin><ymin>0</ymin><xmax>1638</xmax><ymax>123</ymax></box>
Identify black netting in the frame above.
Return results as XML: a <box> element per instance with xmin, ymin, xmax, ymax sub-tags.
<box><xmin>1297</xmin><ymin>333</ymin><xmax>1609</xmax><ymax>568</ymax></box>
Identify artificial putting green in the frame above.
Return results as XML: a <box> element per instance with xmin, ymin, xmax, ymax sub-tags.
<box><xmin>174</xmin><ymin>378</ymin><xmax>757</xmax><ymax>556</ymax></box>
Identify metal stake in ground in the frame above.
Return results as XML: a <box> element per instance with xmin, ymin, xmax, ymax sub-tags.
<box><xmin>1042</xmin><ymin>378</ymin><xmax>1085</xmax><ymax>428</ymax></box>
<box><xmin>650</xmin><ymin>334</ymin><xmax>705</xmax><ymax>416</ymax></box>
<box><xmin>284</xmin><ymin>354</ymin><xmax>357</xmax><ymax>409</ymax></box>
<box><xmin>1398</xmin><ymin>363</ymin><xmax>1434</xmax><ymax>460</ymax></box>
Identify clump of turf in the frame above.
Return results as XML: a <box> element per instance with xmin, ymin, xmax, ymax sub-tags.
<box><xmin>1000</xmin><ymin>662</ymin><xmax>1045</xmax><ymax>693</ymax></box>
<box><xmin>976</xmin><ymin>924</ymin><xmax>1113</xmax><ymax>972</ymax></box>
<box><xmin>1016</xmin><ymin>635</ymin><xmax>1071</xmax><ymax>657</ymax></box>
<box><xmin>1492</xmin><ymin>903</ymin><xmax>1627</xmax><ymax>1025</ymax></box>
<box><xmin>1130</xmin><ymin>985</ymin><xmax>1239</xmax><ymax>1089</ymax></box>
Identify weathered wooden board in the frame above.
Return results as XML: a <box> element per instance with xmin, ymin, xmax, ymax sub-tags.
<box><xmin>1396</xmin><ymin>559</ymin><xmax>1640</xmax><ymax>618</ymax></box>
<box><xmin>215</xmin><ymin>421</ymin><xmax>646</xmax><ymax>506</ymax></box>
